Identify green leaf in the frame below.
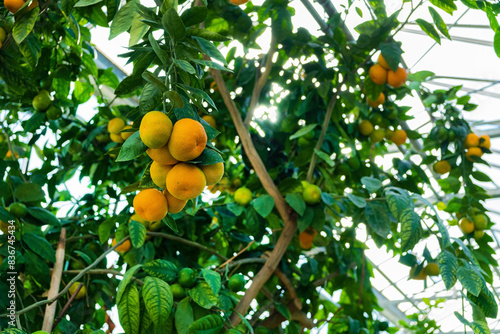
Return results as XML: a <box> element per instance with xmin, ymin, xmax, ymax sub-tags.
<box><xmin>148</xmin><ymin>33</ymin><xmax>169</xmax><ymax>65</ymax></box>
<box><xmin>399</xmin><ymin>209</ymin><xmax>423</xmax><ymax>252</ymax></box>
<box><xmin>23</xmin><ymin>113</ymin><xmax>45</xmax><ymax>132</ymax></box>
<box><xmin>12</xmin><ymin>7</ymin><xmax>39</xmax><ymax>44</ymax></box>
<box><xmin>379</xmin><ymin>42</ymin><xmax>402</xmax><ymax>72</ymax></box>
<box><xmin>129</xmin><ymin>220</ymin><xmax>146</xmax><ymax>248</ymax></box>
<box><xmin>73</xmin><ymin>80</ymin><xmax>93</xmax><ymax>104</ymax></box>
<box><xmin>180</xmin><ymin>6</ymin><xmax>207</xmax><ymax>27</ymax></box>
<box><xmin>364</xmin><ymin>201</ymin><xmax>391</xmax><ymax>237</ymax></box>
<box><xmin>430</xmin><ymin>0</ymin><xmax>457</xmax><ymax>14</ymax></box>
<box><xmin>177</xmin><ymin>83</ymin><xmax>217</xmax><ymax>110</ymax></box>
<box><xmin>252</xmin><ymin>194</ymin><xmax>275</xmax><ymax>218</ymax></box>
<box><xmin>109</xmin><ymin>1</ymin><xmax>136</xmax><ymax>39</ymax></box>
<box><xmin>437</xmin><ymin>250</ymin><xmax>458</xmax><ymax>289</ymax></box>
<box><xmin>186</xmin><ymin>28</ymin><xmax>230</xmax><ymax>42</ymax></box>
<box><xmin>22</xmin><ymin>233</ymin><xmax>56</xmax><ymax>262</ymax></box>
<box><xmin>193</xmin><ymin>37</ymin><xmax>227</xmax><ymax>65</ymax></box>
<box><xmin>99</xmin><ymin>217</ymin><xmax>116</xmax><ymax>245</ymax></box>
<box><xmin>364</xmin><ymin>75</ymin><xmax>384</xmax><ymax>100</ymax></box>
<box><xmin>174</xmin><ymin>59</ymin><xmax>196</xmax><ymax>74</ymax></box>
<box><xmin>115</xmin><ymin>75</ymin><xmax>144</xmax><ymax>96</ymax></box>
<box><xmin>201</xmin><ymin>268</ymin><xmax>221</xmax><ymax>295</ymax></box>
<box><xmin>190</xmin><ymin>148</ymin><xmax>224</xmax><ymax>165</ymax></box>
<box><xmin>117</xmin><ymin>264</ymin><xmax>143</xmax><ymax>304</ymax></box>
<box><xmin>470</xmin><ymin>320</ymin><xmax>492</xmax><ymax>334</ymax></box>
<box><xmin>1</xmin><ymin>329</ymin><xmax>27</xmax><ymax>334</ymax></box>
<box><xmin>285</xmin><ymin>193</ymin><xmax>306</xmax><ymax>216</ymax></box>
<box><xmin>129</xmin><ymin>13</ymin><xmax>149</xmax><ymax>46</ymax></box>
<box><xmin>14</xmin><ymin>183</ymin><xmax>45</xmax><ymax>202</ymax></box>
<box><xmin>415</xmin><ymin>19</ymin><xmax>441</xmax><ymax>44</ymax></box>
<box><xmin>468</xmin><ymin>288</ymin><xmax>498</xmax><ymax>319</ymax></box>
<box><xmin>457</xmin><ymin>265</ymin><xmax>483</xmax><ymax>296</ymax></box>
<box><xmin>411</xmin><ymin>193</ymin><xmax>451</xmax><ymax>248</ymax></box>
<box><xmin>314</xmin><ymin>150</ymin><xmax>335</xmax><ymax>168</ymax></box>
<box><xmin>361</xmin><ymin>177</ymin><xmax>382</xmax><ymax>193</ymax></box>
<box><xmin>346</xmin><ymin>193</ymin><xmax>366</xmax><ymax>208</ymax></box>
<box><xmin>117</xmin><ymin>285</ymin><xmax>140</xmax><ymax>334</ymax></box>
<box><xmin>27</xmin><ymin>207</ymin><xmax>60</xmax><ymax>227</ymax></box>
<box><xmin>494</xmin><ymin>31</ymin><xmax>500</xmax><ymax>59</ymax></box>
<box><xmin>0</xmin><ymin>207</ymin><xmax>15</xmax><ymax>222</ymax></box>
<box><xmin>275</xmin><ymin>302</ymin><xmax>291</xmax><ymax>320</ymax></box>
<box><xmin>143</xmin><ymin>259</ymin><xmax>178</xmax><ymax>283</ymax></box>
<box><xmin>140</xmin><ymin>82</ymin><xmax>163</xmax><ymax>113</ymax></box>
<box><xmin>162</xmin><ymin>8</ymin><xmax>186</xmax><ymax>42</ymax></box>
<box><xmin>289</xmin><ymin>124</ymin><xmax>317</xmax><ymax>140</ymax></box>
<box><xmin>74</xmin><ymin>0</ymin><xmax>102</xmax><ymax>6</ymax></box>
<box><xmin>18</xmin><ymin>33</ymin><xmax>41</xmax><ymax>68</ymax></box>
<box><xmin>175</xmin><ymin>297</ymin><xmax>194</xmax><ymax>334</ymax></box>
<box><xmin>142</xmin><ymin>72</ymin><xmax>168</xmax><ymax>92</ymax></box>
<box><xmin>429</xmin><ymin>7</ymin><xmax>450</xmax><ymax>39</ymax></box>
<box><xmin>187</xmin><ymin>314</ymin><xmax>224</xmax><ymax>334</ymax></box>
<box><xmin>187</xmin><ymin>282</ymin><xmax>218</xmax><ymax>309</ymax></box>
<box><xmin>24</xmin><ymin>251</ymin><xmax>50</xmax><ymax>285</ymax></box>
<box><xmin>116</xmin><ymin>131</ymin><xmax>147</xmax><ymax>162</ymax></box>
<box><xmin>191</xmin><ymin>59</ymin><xmax>231</xmax><ymax>72</ymax></box>
<box><xmin>142</xmin><ymin>277</ymin><xmax>174</xmax><ymax>333</ymax></box>
<box><xmin>453</xmin><ymin>238</ymin><xmax>480</xmax><ymax>266</ymax></box>
<box><xmin>471</xmin><ymin>171</ymin><xmax>492</xmax><ymax>183</ymax></box>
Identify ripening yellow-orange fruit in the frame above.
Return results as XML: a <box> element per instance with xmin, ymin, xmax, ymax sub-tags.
<box><xmin>387</xmin><ymin>67</ymin><xmax>408</xmax><ymax>88</ymax></box>
<box><xmin>150</xmin><ymin>161</ymin><xmax>174</xmax><ymax>189</ymax></box>
<box><xmin>409</xmin><ymin>265</ymin><xmax>427</xmax><ymax>280</ymax></box>
<box><xmin>479</xmin><ymin>135</ymin><xmax>491</xmax><ymax>150</ymax></box>
<box><xmin>139</xmin><ymin>111</ymin><xmax>173</xmax><ymax>149</ymax></box>
<box><xmin>229</xmin><ymin>0</ymin><xmax>249</xmax><ymax>5</ymax></box>
<box><xmin>358</xmin><ymin>120</ymin><xmax>374</xmax><ymax>136</ymax></box>
<box><xmin>120</xmin><ymin>125</ymin><xmax>134</xmax><ymax>141</ymax></box>
<box><xmin>168</xmin><ymin>118</ymin><xmax>207</xmax><ymax>161</ymax></box>
<box><xmin>466</xmin><ymin>147</ymin><xmax>484</xmax><ymax>162</ymax></box>
<box><xmin>133</xmin><ymin>188</ymin><xmax>168</xmax><ymax>221</ymax></box>
<box><xmin>464</xmin><ymin>133</ymin><xmax>479</xmax><ymax>149</ymax></box>
<box><xmin>433</xmin><ymin>160</ymin><xmax>451</xmax><ymax>174</ymax></box>
<box><xmin>4</xmin><ymin>0</ymin><xmax>37</xmax><ymax>13</ymax></box>
<box><xmin>108</xmin><ymin>118</ymin><xmax>125</xmax><ymax>134</ymax></box>
<box><xmin>369</xmin><ymin>64</ymin><xmax>388</xmax><ymax>85</ymax></box>
<box><xmin>459</xmin><ymin>217</ymin><xmax>475</xmax><ymax>234</ymax></box>
<box><xmin>391</xmin><ymin>129</ymin><xmax>407</xmax><ymax>146</ymax></box>
<box><xmin>202</xmin><ymin>115</ymin><xmax>217</xmax><ymax>129</ymax></box>
<box><xmin>163</xmin><ymin>189</ymin><xmax>188</xmax><ymax>214</ymax></box>
<box><xmin>378</xmin><ymin>54</ymin><xmax>391</xmax><ymax>70</ymax></box>
<box><xmin>200</xmin><ymin>162</ymin><xmax>224</xmax><ymax>186</ymax></box>
<box><xmin>146</xmin><ymin>144</ymin><xmax>179</xmax><ymax>165</ymax></box>
<box><xmin>110</xmin><ymin>133</ymin><xmax>124</xmax><ymax>143</ymax></box>
<box><xmin>166</xmin><ymin>163</ymin><xmax>207</xmax><ymax>200</ymax></box>
<box><xmin>367</xmin><ymin>92</ymin><xmax>385</xmax><ymax>108</ymax></box>
<box><xmin>423</xmin><ymin>263</ymin><xmax>440</xmax><ymax>276</ymax></box>
<box><xmin>112</xmin><ymin>238</ymin><xmax>132</xmax><ymax>253</ymax></box>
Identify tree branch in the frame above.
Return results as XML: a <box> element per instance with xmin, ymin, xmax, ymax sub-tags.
<box><xmin>0</xmin><ymin>237</ymin><xmax>130</xmax><ymax>318</ymax></box>
<box><xmin>42</xmin><ymin>228</ymin><xmax>66</xmax><ymax>332</ymax></box>
<box><xmin>207</xmin><ymin>59</ymin><xmax>297</xmax><ymax>326</ymax></box>
<box><xmin>52</xmin><ymin>282</ymin><xmax>83</xmax><ymax>331</ymax></box>
<box><xmin>243</xmin><ymin>34</ymin><xmax>277</xmax><ymax>126</ymax></box>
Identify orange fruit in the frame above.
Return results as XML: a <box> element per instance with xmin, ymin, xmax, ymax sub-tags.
<box><xmin>234</xmin><ymin>187</ymin><xmax>253</xmax><ymax>206</ymax></box>
<box><xmin>112</xmin><ymin>238</ymin><xmax>132</xmax><ymax>253</ymax></box>
<box><xmin>150</xmin><ymin>161</ymin><xmax>174</xmax><ymax>189</ymax></box>
<box><xmin>168</xmin><ymin>118</ymin><xmax>207</xmax><ymax>161</ymax></box>
<box><xmin>200</xmin><ymin>162</ymin><xmax>224</xmax><ymax>186</ymax></box>
<box><xmin>433</xmin><ymin>160</ymin><xmax>451</xmax><ymax>174</ymax></box>
<box><xmin>465</xmin><ymin>147</ymin><xmax>483</xmax><ymax>162</ymax></box>
<box><xmin>120</xmin><ymin>125</ymin><xmax>134</xmax><ymax>141</ymax></box>
<box><xmin>0</xmin><ymin>28</ymin><xmax>6</xmax><ymax>43</ymax></box>
<box><xmin>229</xmin><ymin>0</ymin><xmax>249</xmax><ymax>5</ymax></box>
<box><xmin>464</xmin><ymin>133</ymin><xmax>479</xmax><ymax>148</ymax></box>
<box><xmin>4</xmin><ymin>0</ymin><xmax>37</xmax><ymax>13</ymax></box>
<box><xmin>378</xmin><ymin>54</ymin><xmax>391</xmax><ymax>70</ymax></box>
<box><xmin>163</xmin><ymin>189</ymin><xmax>188</xmax><ymax>214</ymax></box>
<box><xmin>366</xmin><ymin>92</ymin><xmax>385</xmax><ymax>108</ymax></box>
<box><xmin>459</xmin><ymin>217</ymin><xmax>475</xmax><ymax>234</ymax></box>
<box><xmin>369</xmin><ymin>128</ymin><xmax>385</xmax><ymax>143</ymax></box>
<box><xmin>133</xmin><ymin>188</ymin><xmax>168</xmax><ymax>221</ymax></box>
<box><xmin>202</xmin><ymin>115</ymin><xmax>217</xmax><ymax>129</ymax></box>
<box><xmin>423</xmin><ymin>263</ymin><xmax>439</xmax><ymax>276</ymax></box>
<box><xmin>209</xmin><ymin>81</ymin><xmax>218</xmax><ymax>92</ymax></box>
<box><xmin>298</xmin><ymin>229</ymin><xmax>317</xmax><ymax>250</ymax></box>
<box><xmin>5</xmin><ymin>150</ymin><xmax>20</xmax><ymax>159</ymax></box>
<box><xmin>146</xmin><ymin>144</ymin><xmax>179</xmax><ymax>165</ymax></box>
<box><xmin>409</xmin><ymin>265</ymin><xmax>427</xmax><ymax>280</ymax></box>
<box><xmin>110</xmin><ymin>133</ymin><xmax>124</xmax><ymax>143</ymax></box>
<box><xmin>387</xmin><ymin>67</ymin><xmax>408</xmax><ymax>88</ymax></box>
<box><xmin>368</xmin><ymin>64</ymin><xmax>388</xmax><ymax>85</ymax></box>
<box><xmin>479</xmin><ymin>135</ymin><xmax>490</xmax><ymax>150</ymax></box>
<box><xmin>358</xmin><ymin>120</ymin><xmax>374</xmax><ymax>136</ymax></box>
<box><xmin>139</xmin><ymin>111</ymin><xmax>173</xmax><ymax>149</ymax></box>
<box><xmin>108</xmin><ymin>118</ymin><xmax>125</xmax><ymax>134</ymax></box>
<box><xmin>166</xmin><ymin>163</ymin><xmax>207</xmax><ymax>200</ymax></box>
<box><xmin>391</xmin><ymin>129</ymin><xmax>407</xmax><ymax>146</ymax></box>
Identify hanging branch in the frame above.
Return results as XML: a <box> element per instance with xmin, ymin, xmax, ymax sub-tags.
<box><xmin>41</xmin><ymin>228</ymin><xmax>66</xmax><ymax>332</ymax></box>
<box><xmin>243</xmin><ymin>34</ymin><xmax>277</xmax><ymax>126</ymax></box>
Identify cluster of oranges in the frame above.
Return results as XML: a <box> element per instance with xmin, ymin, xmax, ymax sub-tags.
<box><xmin>131</xmin><ymin>111</ymin><xmax>224</xmax><ymax>222</ymax></box>
<box><xmin>463</xmin><ymin>132</ymin><xmax>491</xmax><ymax>162</ymax></box>
<box><xmin>358</xmin><ymin>54</ymin><xmax>409</xmax><ymax>146</ymax></box>
<box><xmin>457</xmin><ymin>210</ymin><xmax>489</xmax><ymax>240</ymax></box>
<box><xmin>107</xmin><ymin>118</ymin><xmax>134</xmax><ymax>143</ymax></box>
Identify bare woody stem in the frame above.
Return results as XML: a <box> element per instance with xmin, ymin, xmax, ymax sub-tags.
<box><xmin>41</xmin><ymin>228</ymin><xmax>66</xmax><ymax>332</ymax></box>
<box><xmin>243</xmin><ymin>34</ymin><xmax>277</xmax><ymax>126</ymax></box>
<box><xmin>0</xmin><ymin>237</ymin><xmax>130</xmax><ymax>318</ymax></box>
<box><xmin>207</xmin><ymin>57</ymin><xmax>298</xmax><ymax>326</ymax></box>
<box><xmin>52</xmin><ymin>283</ymin><xmax>83</xmax><ymax>331</ymax></box>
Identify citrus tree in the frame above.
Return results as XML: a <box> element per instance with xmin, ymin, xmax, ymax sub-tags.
<box><xmin>0</xmin><ymin>0</ymin><xmax>499</xmax><ymax>332</ymax></box>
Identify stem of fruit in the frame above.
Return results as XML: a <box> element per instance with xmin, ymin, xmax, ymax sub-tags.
<box><xmin>243</xmin><ymin>33</ymin><xmax>277</xmax><ymax>127</ymax></box>
<box><xmin>41</xmin><ymin>227</ymin><xmax>66</xmax><ymax>332</ymax></box>
<box><xmin>1</xmin><ymin>237</ymin><xmax>130</xmax><ymax>317</ymax></box>
<box><xmin>206</xmin><ymin>58</ymin><xmax>298</xmax><ymax>326</ymax></box>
